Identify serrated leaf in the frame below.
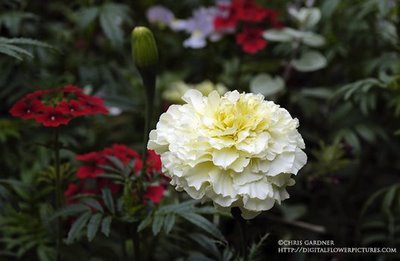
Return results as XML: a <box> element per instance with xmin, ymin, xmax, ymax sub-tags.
<box><xmin>81</xmin><ymin>198</ymin><xmax>104</xmax><ymax>213</ymax></box>
<box><xmin>179</xmin><ymin>212</ymin><xmax>224</xmax><ymax>240</ymax></box>
<box><xmin>49</xmin><ymin>204</ymin><xmax>90</xmax><ymax>221</ymax></box>
<box><xmin>159</xmin><ymin>200</ymin><xmax>197</xmax><ymax>214</ymax></box>
<box><xmin>163</xmin><ymin>214</ymin><xmax>176</xmax><ymax>234</ymax></box>
<box><xmin>87</xmin><ymin>213</ymin><xmax>103</xmax><ymax>241</ymax></box>
<box><xmin>105</xmin><ymin>155</ymin><xmax>125</xmax><ymax>171</ymax></box>
<box><xmin>101</xmin><ymin>216</ymin><xmax>112</xmax><ymax>236</ymax></box>
<box><xmin>188</xmin><ymin>233</ymin><xmax>221</xmax><ymax>259</ymax></box>
<box><xmin>0</xmin><ymin>45</ymin><xmax>23</xmax><ymax>60</ymax></box>
<box><xmin>152</xmin><ymin>213</ymin><xmax>164</xmax><ymax>235</ymax></box>
<box><xmin>101</xmin><ymin>188</ymin><xmax>115</xmax><ymax>214</ymax></box>
<box><xmin>137</xmin><ymin>214</ymin><xmax>152</xmax><ymax>232</ymax></box>
<box><xmin>67</xmin><ymin>211</ymin><xmax>92</xmax><ymax>243</ymax></box>
<box><xmin>292</xmin><ymin>51</ymin><xmax>327</xmax><ymax>72</ymax></box>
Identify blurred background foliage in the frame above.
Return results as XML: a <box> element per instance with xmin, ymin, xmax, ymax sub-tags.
<box><xmin>0</xmin><ymin>0</ymin><xmax>399</xmax><ymax>260</ymax></box>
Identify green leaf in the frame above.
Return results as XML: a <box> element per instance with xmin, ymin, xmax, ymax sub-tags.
<box><xmin>163</xmin><ymin>214</ymin><xmax>176</xmax><ymax>234</ymax></box>
<box><xmin>87</xmin><ymin>213</ymin><xmax>103</xmax><ymax>241</ymax></box>
<box><xmin>0</xmin><ymin>45</ymin><xmax>23</xmax><ymax>60</ymax></box>
<box><xmin>289</xmin><ymin>7</ymin><xmax>321</xmax><ymax>28</ymax></box>
<box><xmin>292</xmin><ymin>51</ymin><xmax>327</xmax><ymax>72</ymax></box>
<box><xmin>179</xmin><ymin>212</ymin><xmax>224</xmax><ymax>240</ymax></box>
<box><xmin>263</xmin><ymin>28</ymin><xmax>293</xmax><ymax>42</ymax></box>
<box><xmin>101</xmin><ymin>188</ymin><xmax>115</xmax><ymax>214</ymax></box>
<box><xmin>301</xmin><ymin>32</ymin><xmax>326</xmax><ymax>47</ymax></box>
<box><xmin>67</xmin><ymin>211</ymin><xmax>92</xmax><ymax>243</ymax></box>
<box><xmin>280</xmin><ymin>204</ymin><xmax>307</xmax><ymax>221</ymax></box>
<box><xmin>81</xmin><ymin>198</ymin><xmax>104</xmax><ymax>213</ymax></box>
<box><xmin>101</xmin><ymin>216</ymin><xmax>112</xmax><ymax>237</ymax></box>
<box><xmin>250</xmin><ymin>73</ymin><xmax>285</xmax><ymax>97</ymax></box>
<box><xmin>49</xmin><ymin>204</ymin><xmax>90</xmax><ymax>221</ymax></box>
<box><xmin>152</xmin><ymin>213</ymin><xmax>164</xmax><ymax>235</ymax></box>
<box><xmin>76</xmin><ymin>7</ymin><xmax>99</xmax><ymax>29</ymax></box>
<box><xmin>105</xmin><ymin>155</ymin><xmax>125</xmax><ymax>171</ymax></box>
<box><xmin>188</xmin><ymin>233</ymin><xmax>221</xmax><ymax>259</ymax></box>
<box><xmin>99</xmin><ymin>3</ymin><xmax>130</xmax><ymax>47</ymax></box>
<box><xmin>382</xmin><ymin>185</ymin><xmax>398</xmax><ymax>211</ymax></box>
<box><xmin>137</xmin><ymin>214</ymin><xmax>152</xmax><ymax>232</ymax></box>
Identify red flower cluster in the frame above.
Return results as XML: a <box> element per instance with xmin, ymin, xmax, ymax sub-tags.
<box><xmin>65</xmin><ymin>144</ymin><xmax>166</xmax><ymax>205</ymax></box>
<box><xmin>214</xmin><ymin>0</ymin><xmax>282</xmax><ymax>54</ymax></box>
<box><xmin>9</xmin><ymin>85</ymin><xmax>108</xmax><ymax>127</ymax></box>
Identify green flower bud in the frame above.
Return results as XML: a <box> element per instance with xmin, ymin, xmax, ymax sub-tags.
<box><xmin>131</xmin><ymin>26</ymin><xmax>159</xmax><ymax>70</ymax></box>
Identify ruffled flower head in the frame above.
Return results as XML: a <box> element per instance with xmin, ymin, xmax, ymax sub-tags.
<box><xmin>148</xmin><ymin>90</ymin><xmax>307</xmax><ymax>219</ymax></box>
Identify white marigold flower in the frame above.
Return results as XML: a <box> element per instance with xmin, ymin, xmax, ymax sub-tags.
<box><xmin>148</xmin><ymin>89</ymin><xmax>307</xmax><ymax>219</ymax></box>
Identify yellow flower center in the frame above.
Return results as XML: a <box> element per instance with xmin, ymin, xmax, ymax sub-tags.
<box><xmin>209</xmin><ymin>95</ymin><xmax>270</xmax><ymax>141</ymax></box>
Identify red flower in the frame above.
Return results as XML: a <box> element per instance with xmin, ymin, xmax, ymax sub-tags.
<box><xmin>98</xmin><ymin>178</ymin><xmax>121</xmax><ymax>194</ymax></box>
<box><xmin>58</xmin><ymin>100</ymin><xmax>88</xmax><ymax>116</ymax></box>
<box><xmin>9</xmin><ymin>99</ymin><xmax>45</xmax><ymax>120</ymax></box>
<box><xmin>26</xmin><ymin>89</ymin><xmax>51</xmax><ymax>100</ymax></box>
<box><xmin>64</xmin><ymin>183</ymin><xmax>80</xmax><ymax>197</ymax></box>
<box><xmin>236</xmin><ymin>26</ymin><xmax>267</xmax><ymax>54</ymax></box>
<box><xmin>76</xmin><ymin>165</ymin><xmax>104</xmax><ymax>179</ymax></box>
<box><xmin>10</xmin><ymin>85</ymin><xmax>108</xmax><ymax>127</ymax></box>
<box><xmin>70</xmin><ymin>145</ymin><xmax>167</xmax><ymax>206</ymax></box>
<box><xmin>146</xmin><ymin>150</ymin><xmax>162</xmax><ymax>173</ymax></box>
<box><xmin>214</xmin><ymin>2</ymin><xmax>238</xmax><ymax>31</ymax></box>
<box><xmin>63</xmin><ymin>85</ymin><xmax>81</xmax><ymax>93</ymax></box>
<box><xmin>233</xmin><ymin>0</ymin><xmax>269</xmax><ymax>22</ymax></box>
<box><xmin>144</xmin><ymin>185</ymin><xmax>165</xmax><ymax>204</ymax></box>
<box><xmin>35</xmin><ymin>107</ymin><xmax>71</xmax><ymax>127</ymax></box>
<box><xmin>78</xmin><ymin>94</ymin><xmax>109</xmax><ymax>115</ymax></box>
<box><xmin>76</xmin><ymin>151</ymin><xmax>100</xmax><ymax>162</ymax></box>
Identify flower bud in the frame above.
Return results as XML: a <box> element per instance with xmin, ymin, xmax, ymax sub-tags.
<box><xmin>131</xmin><ymin>26</ymin><xmax>159</xmax><ymax>70</ymax></box>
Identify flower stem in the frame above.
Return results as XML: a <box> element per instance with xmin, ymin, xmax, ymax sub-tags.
<box><xmin>53</xmin><ymin>128</ymin><xmax>62</xmax><ymax>260</ymax></box>
<box><xmin>231</xmin><ymin>207</ymin><xmax>248</xmax><ymax>261</ymax></box>
<box><xmin>132</xmin><ymin>224</ymin><xmax>141</xmax><ymax>261</ymax></box>
<box><xmin>139</xmin><ymin>69</ymin><xmax>156</xmax><ymax>201</ymax></box>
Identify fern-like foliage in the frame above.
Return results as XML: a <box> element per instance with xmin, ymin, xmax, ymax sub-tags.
<box><xmin>0</xmin><ymin>37</ymin><xmax>56</xmax><ymax>61</ymax></box>
<box><xmin>359</xmin><ymin>184</ymin><xmax>400</xmax><ymax>249</ymax></box>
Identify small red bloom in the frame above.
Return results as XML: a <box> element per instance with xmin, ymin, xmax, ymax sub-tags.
<box><xmin>144</xmin><ymin>185</ymin><xmax>165</xmax><ymax>204</ymax></box>
<box><xmin>146</xmin><ymin>150</ymin><xmax>162</xmax><ymax>173</ymax></box>
<box><xmin>58</xmin><ymin>100</ymin><xmax>88</xmax><ymax>116</ymax></box>
<box><xmin>26</xmin><ymin>89</ymin><xmax>51</xmax><ymax>100</ymax></box>
<box><xmin>233</xmin><ymin>0</ymin><xmax>269</xmax><ymax>22</ymax></box>
<box><xmin>9</xmin><ymin>99</ymin><xmax>45</xmax><ymax>120</ymax></box>
<box><xmin>35</xmin><ymin>107</ymin><xmax>71</xmax><ymax>127</ymax></box>
<box><xmin>78</xmin><ymin>94</ymin><xmax>108</xmax><ymax>115</ymax></box>
<box><xmin>214</xmin><ymin>3</ymin><xmax>238</xmax><ymax>31</ymax></box>
<box><xmin>64</xmin><ymin>183</ymin><xmax>80</xmax><ymax>197</ymax></box>
<box><xmin>63</xmin><ymin>85</ymin><xmax>81</xmax><ymax>93</ymax></box>
<box><xmin>76</xmin><ymin>152</ymin><xmax>101</xmax><ymax>162</ymax></box>
<box><xmin>236</xmin><ymin>26</ymin><xmax>267</xmax><ymax>54</ymax></box>
<box><xmin>76</xmin><ymin>165</ymin><xmax>104</xmax><ymax>179</ymax></box>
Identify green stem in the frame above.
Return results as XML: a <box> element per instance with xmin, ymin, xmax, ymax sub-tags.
<box><xmin>132</xmin><ymin>224</ymin><xmax>141</xmax><ymax>261</ymax></box>
<box><xmin>53</xmin><ymin>128</ymin><xmax>62</xmax><ymax>260</ymax></box>
<box><xmin>139</xmin><ymin>69</ymin><xmax>156</xmax><ymax>202</ymax></box>
<box><xmin>231</xmin><ymin>207</ymin><xmax>248</xmax><ymax>261</ymax></box>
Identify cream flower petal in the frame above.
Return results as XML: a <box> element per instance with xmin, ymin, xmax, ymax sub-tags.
<box><xmin>212</xmin><ymin>147</ymin><xmax>239</xmax><ymax>169</ymax></box>
<box><xmin>148</xmin><ymin>90</ymin><xmax>307</xmax><ymax>219</ymax></box>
